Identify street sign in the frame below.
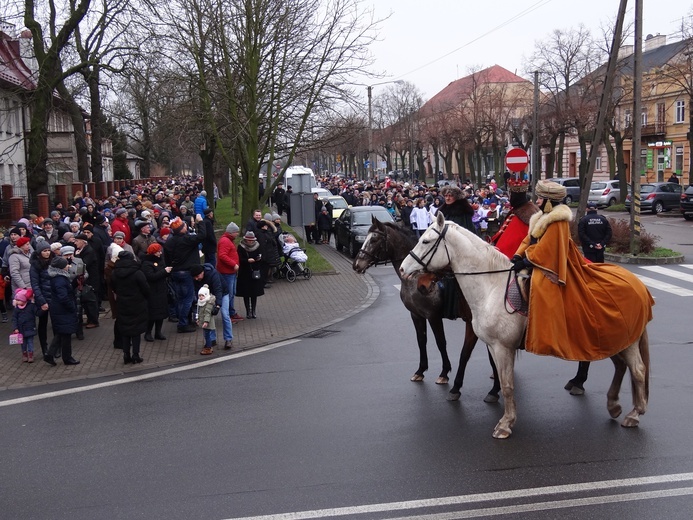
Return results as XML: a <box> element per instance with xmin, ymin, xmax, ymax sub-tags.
<box><xmin>505</xmin><ymin>148</ymin><xmax>529</xmax><ymax>173</ymax></box>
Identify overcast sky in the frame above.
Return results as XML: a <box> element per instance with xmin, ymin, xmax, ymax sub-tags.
<box><xmin>360</xmin><ymin>0</ymin><xmax>690</xmax><ymax>100</ymax></box>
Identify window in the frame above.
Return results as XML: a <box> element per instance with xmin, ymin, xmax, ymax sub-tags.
<box><xmin>595</xmin><ymin>156</ymin><xmax>602</xmax><ymax>171</ymax></box>
<box><xmin>624</xmin><ymin>108</ymin><xmax>632</xmax><ymax>128</ymax></box>
<box><xmin>676</xmin><ymin>100</ymin><xmax>685</xmax><ymax>124</ymax></box>
<box><xmin>5</xmin><ymin>98</ymin><xmax>12</xmax><ymax>134</ymax></box>
<box><xmin>13</xmin><ymin>101</ymin><xmax>20</xmax><ymax>134</ymax></box>
<box><xmin>676</xmin><ymin>146</ymin><xmax>684</xmax><ymax>174</ymax></box>
<box><xmin>641</xmin><ymin>108</ymin><xmax>648</xmax><ymax>126</ymax></box>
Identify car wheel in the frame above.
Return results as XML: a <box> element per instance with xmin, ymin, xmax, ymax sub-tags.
<box><xmin>653</xmin><ymin>201</ymin><xmax>664</xmax><ymax>214</ymax></box>
<box><xmin>349</xmin><ymin>240</ymin><xmax>359</xmax><ymax>259</ymax></box>
<box><xmin>565</xmin><ymin>195</ymin><xmax>573</xmax><ymax>205</ymax></box>
<box><xmin>608</xmin><ymin>198</ymin><xmax>617</xmax><ymax>207</ymax></box>
<box><xmin>684</xmin><ymin>213</ymin><xmax>693</xmax><ymax>221</ymax></box>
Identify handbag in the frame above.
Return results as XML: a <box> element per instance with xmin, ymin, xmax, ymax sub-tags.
<box><xmin>251</xmin><ymin>269</ymin><xmax>262</xmax><ymax>280</ymax></box>
<box><xmin>9</xmin><ymin>333</ymin><xmax>23</xmax><ymax>345</ymax></box>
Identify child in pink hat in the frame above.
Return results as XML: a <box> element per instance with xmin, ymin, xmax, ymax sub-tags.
<box><xmin>12</xmin><ymin>288</ymin><xmax>40</xmax><ymax>363</ymax></box>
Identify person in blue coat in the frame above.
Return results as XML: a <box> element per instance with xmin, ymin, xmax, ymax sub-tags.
<box><xmin>44</xmin><ymin>256</ymin><xmax>79</xmax><ymax>366</ymax></box>
<box><xmin>194</xmin><ymin>190</ymin><xmax>209</xmax><ymax>216</ymax></box>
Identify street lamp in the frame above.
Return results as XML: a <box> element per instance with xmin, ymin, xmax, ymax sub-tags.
<box><xmin>367</xmin><ymin>80</ymin><xmax>404</xmax><ymax>179</ymax></box>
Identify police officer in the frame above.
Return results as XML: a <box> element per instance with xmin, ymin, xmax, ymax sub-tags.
<box><xmin>578</xmin><ymin>202</ymin><xmax>612</xmax><ymax>263</ymax></box>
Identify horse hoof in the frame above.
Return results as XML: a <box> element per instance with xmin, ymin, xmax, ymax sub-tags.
<box><xmin>410</xmin><ymin>374</ymin><xmax>424</xmax><ymax>382</ymax></box>
<box><xmin>483</xmin><ymin>393</ymin><xmax>499</xmax><ymax>404</ymax></box>
<box><xmin>446</xmin><ymin>392</ymin><xmax>461</xmax><ymax>402</ymax></box>
<box><xmin>608</xmin><ymin>404</ymin><xmax>623</xmax><ymax>419</ymax></box>
<box><xmin>569</xmin><ymin>386</ymin><xmax>585</xmax><ymax>396</ymax></box>
<box><xmin>435</xmin><ymin>376</ymin><xmax>449</xmax><ymax>385</ymax></box>
<box><xmin>564</xmin><ymin>379</ymin><xmax>576</xmax><ymax>391</ymax></box>
<box><xmin>621</xmin><ymin>416</ymin><xmax>640</xmax><ymax>428</ymax></box>
<box><xmin>492</xmin><ymin>427</ymin><xmax>511</xmax><ymax>439</ymax></box>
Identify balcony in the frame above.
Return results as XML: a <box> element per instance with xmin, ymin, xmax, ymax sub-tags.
<box><xmin>641</xmin><ymin>120</ymin><xmax>667</xmax><ymax>137</ymax></box>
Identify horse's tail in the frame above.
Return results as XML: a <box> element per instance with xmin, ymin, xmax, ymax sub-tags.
<box><xmin>638</xmin><ymin>327</ymin><xmax>650</xmax><ymax>401</ymax></box>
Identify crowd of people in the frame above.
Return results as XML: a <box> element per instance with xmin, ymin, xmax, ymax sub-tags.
<box><xmin>0</xmin><ymin>180</ymin><xmax>243</xmax><ymax>366</ymax></box>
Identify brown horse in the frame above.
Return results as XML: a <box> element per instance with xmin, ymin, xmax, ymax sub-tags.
<box><xmin>352</xmin><ymin>218</ymin><xmax>500</xmax><ymax>402</ymax></box>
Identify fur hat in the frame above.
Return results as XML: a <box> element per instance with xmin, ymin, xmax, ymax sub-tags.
<box><xmin>535</xmin><ymin>180</ymin><xmax>566</xmax><ymax>202</ymax></box>
<box><xmin>16</xmin><ymin>236</ymin><xmax>31</xmax><ymax>248</ymax></box>
<box><xmin>226</xmin><ymin>222</ymin><xmax>240</xmax><ymax>234</ymax></box>
<box><xmin>51</xmin><ymin>256</ymin><xmax>68</xmax><ymax>269</ymax></box>
<box><xmin>440</xmin><ymin>185</ymin><xmax>463</xmax><ymax>201</ymax></box>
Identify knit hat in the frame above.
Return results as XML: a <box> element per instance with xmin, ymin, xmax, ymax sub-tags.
<box><xmin>16</xmin><ymin>236</ymin><xmax>30</xmax><ymax>248</ymax></box>
<box><xmin>141</xmin><ymin>210</ymin><xmax>151</xmax><ymax>218</ymax></box>
<box><xmin>226</xmin><ymin>222</ymin><xmax>240</xmax><ymax>234</ymax></box>
<box><xmin>535</xmin><ymin>180</ymin><xmax>566</xmax><ymax>202</ymax></box>
<box><xmin>118</xmin><ymin>250</ymin><xmax>134</xmax><ymax>261</ymax></box>
<box><xmin>110</xmin><ymin>244</ymin><xmax>123</xmax><ymax>262</ymax></box>
<box><xmin>9</xmin><ymin>227</ymin><xmax>21</xmax><ymax>236</ymax></box>
<box><xmin>243</xmin><ymin>231</ymin><xmax>256</xmax><ymax>241</ymax></box>
<box><xmin>263</xmin><ymin>213</ymin><xmax>273</xmax><ymax>221</ymax></box>
<box><xmin>203</xmin><ymin>207</ymin><xmax>213</xmax><ymax>215</ymax></box>
<box><xmin>159</xmin><ymin>227</ymin><xmax>171</xmax><ymax>237</ymax></box>
<box><xmin>170</xmin><ymin>217</ymin><xmax>185</xmax><ymax>233</ymax></box>
<box><xmin>35</xmin><ymin>240</ymin><xmax>51</xmax><ymax>253</ymax></box>
<box><xmin>197</xmin><ymin>284</ymin><xmax>211</xmax><ymax>304</ymax></box>
<box><xmin>51</xmin><ymin>256</ymin><xmax>68</xmax><ymax>269</ymax></box>
<box><xmin>271</xmin><ymin>213</ymin><xmax>281</xmax><ymax>221</ymax></box>
<box><xmin>190</xmin><ymin>264</ymin><xmax>204</xmax><ymax>277</ymax></box>
<box><xmin>14</xmin><ymin>288</ymin><xmax>33</xmax><ymax>303</ymax></box>
<box><xmin>60</xmin><ymin>245</ymin><xmax>76</xmax><ymax>256</ymax></box>
<box><xmin>113</xmin><ymin>231</ymin><xmax>126</xmax><ymax>239</ymax></box>
<box><xmin>50</xmin><ymin>242</ymin><xmax>62</xmax><ymax>253</ymax></box>
<box><xmin>147</xmin><ymin>243</ymin><xmax>162</xmax><ymax>255</ymax></box>
<box><xmin>42</xmin><ymin>218</ymin><xmax>54</xmax><ymax>226</ymax></box>
<box><xmin>115</xmin><ymin>208</ymin><xmax>128</xmax><ymax>216</ymax></box>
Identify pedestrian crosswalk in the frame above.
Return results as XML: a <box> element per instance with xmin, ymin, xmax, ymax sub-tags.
<box><xmin>637</xmin><ymin>264</ymin><xmax>693</xmax><ymax>297</ymax></box>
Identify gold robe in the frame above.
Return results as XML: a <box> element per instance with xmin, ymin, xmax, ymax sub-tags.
<box><xmin>515</xmin><ymin>204</ymin><xmax>654</xmax><ymax>361</ymax></box>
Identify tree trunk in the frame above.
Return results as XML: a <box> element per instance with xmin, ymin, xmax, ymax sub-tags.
<box><xmin>88</xmin><ymin>66</ymin><xmax>104</xmax><ymax>182</ymax></box>
<box><xmin>604</xmin><ymin>130</ymin><xmax>616</xmax><ymax>179</ymax></box>
<box><xmin>25</xmin><ymin>89</ymin><xmax>52</xmax><ymax>195</ymax></box>
<box><xmin>56</xmin><ymin>82</ymin><xmax>90</xmax><ymax>183</ymax></box>
<box><xmin>556</xmin><ymin>131</ymin><xmax>565</xmax><ymax>177</ymax></box>
<box><xmin>546</xmin><ymin>132</ymin><xmax>558</xmax><ymax>179</ymax></box>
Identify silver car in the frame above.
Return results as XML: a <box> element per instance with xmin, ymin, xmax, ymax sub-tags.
<box><xmin>588</xmin><ymin>179</ymin><xmax>624</xmax><ymax>207</ymax></box>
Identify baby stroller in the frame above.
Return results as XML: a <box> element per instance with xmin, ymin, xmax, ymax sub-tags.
<box><xmin>274</xmin><ymin>235</ymin><xmax>312</xmax><ymax>282</ymax></box>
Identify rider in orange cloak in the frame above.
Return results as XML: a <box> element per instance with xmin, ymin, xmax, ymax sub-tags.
<box><xmin>513</xmin><ymin>180</ymin><xmax>654</xmax><ymax>361</ymax></box>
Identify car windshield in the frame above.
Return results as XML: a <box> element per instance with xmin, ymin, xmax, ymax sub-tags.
<box><xmin>353</xmin><ymin>211</ymin><xmax>390</xmax><ymax>226</ymax></box>
<box><xmin>329</xmin><ymin>198</ymin><xmax>348</xmax><ymax>209</ymax></box>
<box><xmin>591</xmin><ymin>182</ymin><xmax>607</xmax><ymax>190</ymax></box>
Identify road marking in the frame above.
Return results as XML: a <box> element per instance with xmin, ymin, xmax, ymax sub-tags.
<box><xmin>640</xmin><ymin>265</ymin><xmax>693</xmax><ymax>284</ymax></box>
<box><xmin>223</xmin><ymin>472</ymin><xmax>693</xmax><ymax>520</ymax></box>
<box><xmin>637</xmin><ymin>275</ymin><xmax>693</xmax><ymax>297</ymax></box>
<box><xmin>0</xmin><ymin>339</ymin><xmax>300</xmax><ymax>408</ymax></box>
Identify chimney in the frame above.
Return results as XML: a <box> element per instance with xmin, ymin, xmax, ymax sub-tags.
<box><xmin>618</xmin><ymin>45</ymin><xmax>634</xmax><ymax>59</ymax></box>
<box><xmin>644</xmin><ymin>33</ymin><xmax>667</xmax><ymax>52</ymax></box>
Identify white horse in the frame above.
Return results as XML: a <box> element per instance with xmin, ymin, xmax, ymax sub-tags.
<box><xmin>399</xmin><ymin>212</ymin><xmax>650</xmax><ymax>439</ymax></box>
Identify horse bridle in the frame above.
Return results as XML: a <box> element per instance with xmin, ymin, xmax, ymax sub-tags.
<box><xmin>355</xmin><ymin>229</ymin><xmax>390</xmax><ymax>266</ymax></box>
<box><xmin>407</xmin><ymin>224</ymin><xmax>451</xmax><ymax>271</ymax></box>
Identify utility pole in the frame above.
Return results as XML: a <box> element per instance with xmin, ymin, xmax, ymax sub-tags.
<box><xmin>630</xmin><ymin>0</ymin><xmax>643</xmax><ymax>255</ymax></box>
<box><xmin>532</xmin><ymin>70</ymin><xmax>540</xmax><ymax>194</ymax></box>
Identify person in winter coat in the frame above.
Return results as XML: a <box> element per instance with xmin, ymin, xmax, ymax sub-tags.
<box><xmin>12</xmin><ymin>288</ymin><xmax>40</xmax><ymax>363</ymax></box>
<box><xmin>191</xmin><ymin>262</ymin><xmax>233</xmax><ymax>350</ymax></box>
<box><xmin>255</xmin><ymin>219</ymin><xmax>281</xmax><ymax>285</ymax></box>
<box><xmin>111</xmin><ymin>208</ymin><xmax>132</xmax><ymax>244</ymax></box>
<box><xmin>201</xmin><ymin>208</ymin><xmax>218</xmax><ymax>266</ymax></box>
<box><xmin>8</xmin><ymin>236</ymin><xmax>33</xmax><ymax>296</ymax></box>
<box><xmin>194</xmin><ymin>190</ymin><xmax>209</xmax><ymax>216</ymax></box>
<box><xmin>132</xmin><ymin>219</ymin><xmax>156</xmax><ymax>261</ymax></box>
<box><xmin>216</xmin><ymin>222</ymin><xmax>241</xmax><ymax>322</ymax></box>
<box><xmin>438</xmin><ymin>185</ymin><xmax>476</xmax><ymax>234</ymax></box>
<box><xmin>110</xmin><ymin>250</ymin><xmax>150</xmax><ymax>364</ymax></box>
<box><xmin>195</xmin><ymin>284</ymin><xmax>216</xmax><ymax>355</ymax></box>
<box><xmin>45</xmin><ymin>256</ymin><xmax>79</xmax><ymax>366</ymax></box>
<box><xmin>29</xmin><ymin>241</ymin><xmax>54</xmax><ymax>356</ymax></box>
<box><xmin>410</xmin><ymin>198</ymin><xmax>431</xmax><ymax>237</ymax></box>
<box><xmin>74</xmin><ymin>233</ymin><xmax>100</xmax><ymax>328</ymax></box>
<box><xmin>141</xmin><ymin>243</ymin><xmax>172</xmax><ymax>342</ymax></box>
<box><xmin>236</xmin><ymin>231</ymin><xmax>264</xmax><ymax>319</ymax></box>
<box><xmin>317</xmin><ymin>207</ymin><xmax>332</xmax><ymax>245</ymax></box>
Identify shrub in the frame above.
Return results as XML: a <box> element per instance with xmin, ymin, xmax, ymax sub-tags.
<box><xmin>606</xmin><ymin>218</ymin><xmax>658</xmax><ymax>254</ymax></box>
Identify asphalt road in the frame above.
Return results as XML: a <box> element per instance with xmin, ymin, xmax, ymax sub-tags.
<box><xmin>2</xmin><ymin>222</ymin><xmax>693</xmax><ymax>519</ymax></box>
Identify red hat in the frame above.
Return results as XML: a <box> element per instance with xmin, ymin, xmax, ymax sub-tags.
<box><xmin>16</xmin><ymin>236</ymin><xmax>31</xmax><ymax>248</ymax></box>
<box><xmin>147</xmin><ymin>243</ymin><xmax>163</xmax><ymax>255</ymax></box>
<box><xmin>159</xmin><ymin>227</ymin><xmax>171</xmax><ymax>237</ymax></box>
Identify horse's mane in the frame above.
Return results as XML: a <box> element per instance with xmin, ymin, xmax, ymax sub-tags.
<box><xmin>382</xmin><ymin>222</ymin><xmax>418</xmax><ymax>245</ymax></box>
<box><xmin>444</xmin><ymin>221</ymin><xmax>512</xmax><ymax>271</ymax></box>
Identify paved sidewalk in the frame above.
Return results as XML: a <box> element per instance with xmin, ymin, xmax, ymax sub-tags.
<box><xmin>0</xmin><ymin>244</ymin><xmax>379</xmax><ymax>391</ymax></box>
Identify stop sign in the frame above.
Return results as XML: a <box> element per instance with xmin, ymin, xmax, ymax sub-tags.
<box><xmin>505</xmin><ymin>148</ymin><xmax>529</xmax><ymax>173</ymax></box>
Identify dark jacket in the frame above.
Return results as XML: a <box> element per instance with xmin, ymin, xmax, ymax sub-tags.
<box><xmin>439</xmin><ymin>199</ymin><xmax>476</xmax><ymax>234</ymax></box>
<box><xmin>29</xmin><ymin>252</ymin><xmax>53</xmax><ymax>307</ymax></box>
<box><xmin>76</xmin><ymin>243</ymin><xmax>100</xmax><ymax>288</ymax></box>
<box><xmin>236</xmin><ymin>242</ymin><xmax>265</xmax><ymax>298</ymax></box>
<box><xmin>110</xmin><ymin>257</ymin><xmax>150</xmax><ymax>336</ymax></box>
<box><xmin>163</xmin><ymin>221</ymin><xmax>206</xmax><ymax>272</ymax></box>
<box><xmin>48</xmin><ymin>267</ymin><xmax>78</xmax><ymax>334</ymax></box>
<box><xmin>12</xmin><ymin>302</ymin><xmax>40</xmax><ymax>337</ymax></box>
<box><xmin>201</xmin><ymin>216</ymin><xmax>217</xmax><ymax>260</ymax></box>
<box><xmin>141</xmin><ymin>254</ymin><xmax>170</xmax><ymax>321</ymax></box>
<box><xmin>193</xmin><ymin>263</ymin><xmax>228</xmax><ymax>305</ymax></box>
<box><xmin>256</xmin><ymin>220</ymin><xmax>281</xmax><ymax>267</ymax></box>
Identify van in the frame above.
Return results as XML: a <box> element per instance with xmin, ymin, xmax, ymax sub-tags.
<box><xmin>283</xmin><ymin>166</ymin><xmax>317</xmax><ymax>191</ymax></box>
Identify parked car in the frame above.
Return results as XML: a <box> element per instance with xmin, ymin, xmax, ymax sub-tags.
<box><xmin>547</xmin><ymin>177</ymin><xmax>581</xmax><ymax>204</ymax></box>
<box><xmin>334</xmin><ymin>206</ymin><xmax>394</xmax><ymax>258</ymax></box>
<box><xmin>588</xmin><ymin>179</ymin><xmax>626</xmax><ymax>207</ymax></box>
<box><xmin>681</xmin><ymin>185</ymin><xmax>693</xmax><ymax>221</ymax></box>
<box><xmin>625</xmin><ymin>182</ymin><xmax>683</xmax><ymax>214</ymax></box>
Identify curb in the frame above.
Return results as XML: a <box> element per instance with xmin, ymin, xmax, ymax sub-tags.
<box><xmin>605</xmin><ymin>252</ymin><xmax>686</xmax><ymax>265</ymax></box>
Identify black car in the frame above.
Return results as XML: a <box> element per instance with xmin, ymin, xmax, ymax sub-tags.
<box><xmin>625</xmin><ymin>182</ymin><xmax>683</xmax><ymax>214</ymax></box>
<box><xmin>681</xmin><ymin>185</ymin><xmax>693</xmax><ymax>221</ymax></box>
<box><xmin>334</xmin><ymin>206</ymin><xmax>394</xmax><ymax>258</ymax></box>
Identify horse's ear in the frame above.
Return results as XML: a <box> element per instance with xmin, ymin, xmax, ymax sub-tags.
<box><xmin>372</xmin><ymin>215</ymin><xmax>378</xmax><ymax>225</ymax></box>
<box><xmin>437</xmin><ymin>211</ymin><xmax>445</xmax><ymax>226</ymax></box>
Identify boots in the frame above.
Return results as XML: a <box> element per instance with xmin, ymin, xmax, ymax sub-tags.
<box><xmin>27</xmin><ymin>352</ymin><xmax>34</xmax><ymax>363</ymax></box>
<box><xmin>144</xmin><ymin>333</ymin><xmax>154</xmax><ymax>342</ymax></box>
<box><xmin>22</xmin><ymin>352</ymin><xmax>28</xmax><ymax>363</ymax></box>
